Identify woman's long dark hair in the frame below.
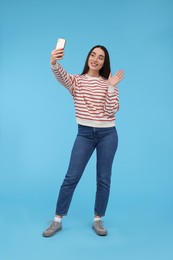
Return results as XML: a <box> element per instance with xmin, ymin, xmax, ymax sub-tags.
<box><xmin>81</xmin><ymin>45</ymin><xmax>111</xmax><ymax>79</ymax></box>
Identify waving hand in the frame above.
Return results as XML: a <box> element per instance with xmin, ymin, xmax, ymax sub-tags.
<box><xmin>108</xmin><ymin>70</ymin><xmax>124</xmax><ymax>86</ymax></box>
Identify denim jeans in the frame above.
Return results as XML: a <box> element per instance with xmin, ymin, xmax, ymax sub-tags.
<box><xmin>55</xmin><ymin>124</ymin><xmax>118</xmax><ymax>217</ymax></box>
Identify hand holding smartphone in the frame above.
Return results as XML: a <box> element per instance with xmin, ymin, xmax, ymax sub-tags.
<box><xmin>51</xmin><ymin>38</ymin><xmax>66</xmax><ymax>65</ymax></box>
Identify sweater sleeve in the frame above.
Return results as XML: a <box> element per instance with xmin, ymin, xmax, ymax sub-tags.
<box><xmin>103</xmin><ymin>85</ymin><xmax>119</xmax><ymax>117</ymax></box>
<box><xmin>51</xmin><ymin>63</ymin><xmax>77</xmax><ymax>96</ymax></box>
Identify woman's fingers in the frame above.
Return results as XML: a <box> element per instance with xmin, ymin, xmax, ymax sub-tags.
<box><xmin>51</xmin><ymin>49</ymin><xmax>64</xmax><ymax>60</ymax></box>
<box><xmin>116</xmin><ymin>70</ymin><xmax>124</xmax><ymax>80</ymax></box>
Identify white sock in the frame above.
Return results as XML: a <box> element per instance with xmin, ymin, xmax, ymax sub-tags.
<box><xmin>94</xmin><ymin>217</ymin><xmax>101</xmax><ymax>221</ymax></box>
<box><xmin>54</xmin><ymin>216</ymin><xmax>62</xmax><ymax>223</ymax></box>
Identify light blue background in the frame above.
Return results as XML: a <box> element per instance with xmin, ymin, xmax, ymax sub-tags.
<box><xmin>0</xmin><ymin>0</ymin><xmax>173</xmax><ymax>259</ymax></box>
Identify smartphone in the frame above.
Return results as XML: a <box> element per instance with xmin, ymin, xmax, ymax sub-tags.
<box><xmin>56</xmin><ymin>38</ymin><xmax>66</xmax><ymax>50</ymax></box>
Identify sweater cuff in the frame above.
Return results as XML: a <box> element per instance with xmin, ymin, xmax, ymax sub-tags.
<box><xmin>108</xmin><ymin>85</ymin><xmax>115</xmax><ymax>93</ymax></box>
<box><xmin>51</xmin><ymin>63</ymin><xmax>59</xmax><ymax>70</ymax></box>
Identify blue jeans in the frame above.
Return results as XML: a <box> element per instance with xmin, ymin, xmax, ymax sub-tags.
<box><xmin>55</xmin><ymin>124</ymin><xmax>118</xmax><ymax>217</ymax></box>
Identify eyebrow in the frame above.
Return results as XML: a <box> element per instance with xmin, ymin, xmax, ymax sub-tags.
<box><xmin>91</xmin><ymin>51</ymin><xmax>105</xmax><ymax>58</ymax></box>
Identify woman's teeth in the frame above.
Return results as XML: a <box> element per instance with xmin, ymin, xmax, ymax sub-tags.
<box><xmin>91</xmin><ymin>62</ymin><xmax>97</xmax><ymax>67</ymax></box>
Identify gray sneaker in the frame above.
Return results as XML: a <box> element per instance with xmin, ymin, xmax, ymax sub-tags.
<box><xmin>42</xmin><ymin>221</ymin><xmax>62</xmax><ymax>237</ymax></box>
<box><xmin>92</xmin><ymin>220</ymin><xmax>107</xmax><ymax>236</ymax></box>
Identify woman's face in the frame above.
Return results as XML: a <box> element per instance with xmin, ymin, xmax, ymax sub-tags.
<box><xmin>88</xmin><ymin>47</ymin><xmax>105</xmax><ymax>73</ymax></box>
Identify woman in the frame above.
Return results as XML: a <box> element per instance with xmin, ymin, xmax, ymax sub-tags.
<box><xmin>43</xmin><ymin>44</ymin><xmax>124</xmax><ymax>237</ymax></box>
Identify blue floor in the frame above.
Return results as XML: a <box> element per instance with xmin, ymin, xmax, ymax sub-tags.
<box><xmin>1</xmin><ymin>193</ymin><xmax>172</xmax><ymax>260</ymax></box>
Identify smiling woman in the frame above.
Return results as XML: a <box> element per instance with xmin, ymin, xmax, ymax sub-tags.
<box><xmin>42</xmin><ymin>43</ymin><xmax>124</xmax><ymax>237</ymax></box>
<box><xmin>88</xmin><ymin>49</ymin><xmax>105</xmax><ymax>76</ymax></box>
<box><xmin>81</xmin><ymin>45</ymin><xmax>111</xmax><ymax>79</ymax></box>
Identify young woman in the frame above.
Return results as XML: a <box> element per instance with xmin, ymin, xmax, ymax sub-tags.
<box><xmin>43</xmin><ymin>44</ymin><xmax>124</xmax><ymax>237</ymax></box>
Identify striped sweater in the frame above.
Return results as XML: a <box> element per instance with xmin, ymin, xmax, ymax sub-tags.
<box><xmin>51</xmin><ymin>63</ymin><xmax>119</xmax><ymax>128</ymax></box>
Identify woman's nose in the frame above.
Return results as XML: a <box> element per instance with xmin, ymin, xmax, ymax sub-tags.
<box><xmin>93</xmin><ymin>56</ymin><xmax>98</xmax><ymax>62</ymax></box>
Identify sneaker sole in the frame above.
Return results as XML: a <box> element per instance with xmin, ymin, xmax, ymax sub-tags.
<box><xmin>42</xmin><ymin>226</ymin><xmax>62</xmax><ymax>237</ymax></box>
<box><xmin>92</xmin><ymin>226</ymin><xmax>107</xmax><ymax>236</ymax></box>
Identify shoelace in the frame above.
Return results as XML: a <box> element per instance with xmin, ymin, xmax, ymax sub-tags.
<box><xmin>96</xmin><ymin>220</ymin><xmax>105</xmax><ymax>230</ymax></box>
<box><xmin>48</xmin><ymin>221</ymin><xmax>59</xmax><ymax>230</ymax></box>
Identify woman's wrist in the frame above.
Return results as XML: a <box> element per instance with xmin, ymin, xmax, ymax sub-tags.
<box><xmin>50</xmin><ymin>60</ymin><xmax>56</xmax><ymax>65</ymax></box>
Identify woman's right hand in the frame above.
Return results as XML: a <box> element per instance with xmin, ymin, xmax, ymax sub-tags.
<box><xmin>50</xmin><ymin>48</ymin><xmax>64</xmax><ymax>65</ymax></box>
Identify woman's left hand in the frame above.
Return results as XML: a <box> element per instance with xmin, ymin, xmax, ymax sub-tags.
<box><xmin>108</xmin><ymin>70</ymin><xmax>124</xmax><ymax>86</ymax></box>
